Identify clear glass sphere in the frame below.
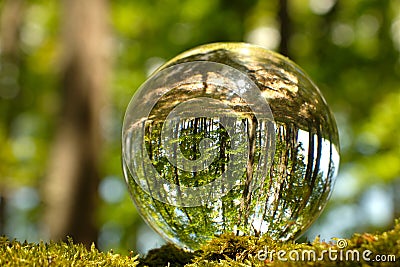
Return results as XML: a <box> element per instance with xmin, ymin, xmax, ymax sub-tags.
<box><xmin>122</xmin><ymin>43</ymin><xmax>340</xmax><ymax>251</ymax></box>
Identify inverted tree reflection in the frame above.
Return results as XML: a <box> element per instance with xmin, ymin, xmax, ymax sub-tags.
<box><xmin>123</xmin><ymin>43</ymin><xmax>340</xmax><ymax>250</ymax></box>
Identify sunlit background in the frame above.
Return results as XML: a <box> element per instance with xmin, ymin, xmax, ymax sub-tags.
<box><xmin>1</xmin><ymin>0</ymin><xmax>399</xmax><ymax>254</ymax></box>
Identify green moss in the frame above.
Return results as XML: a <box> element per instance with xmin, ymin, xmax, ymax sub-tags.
<box><xmin>141</xmin><ymin>219</ymin><xmax>400</xmax><ymax>266</ymax></box>
<box><xmin>0</xmin><ymin>237</ymin><xmax>139</xmax><ymax>267</ymax></box>
<box><xmin>2</xmin><ymin>220</ymin><xmax>399</xmax><ymax>266</ymax></box>
<box><xmin>186</xmin><ymin>219</ymin><xmax>400</xmax><ymax>266</ymax></box>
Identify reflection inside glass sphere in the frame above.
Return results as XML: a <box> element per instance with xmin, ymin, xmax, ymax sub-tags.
<box><xmin>122</xmin><ymin>42</ymin><xmax>340</xmax><ymax>251</ymax></box>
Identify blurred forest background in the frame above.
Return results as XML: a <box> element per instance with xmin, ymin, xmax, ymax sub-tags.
<box><xmin>0</xmin><ymin>0</ymin><xmax>399</xmax><ymax>254</ymax></box>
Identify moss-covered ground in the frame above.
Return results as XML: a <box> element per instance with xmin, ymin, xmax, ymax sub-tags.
<box><xmin>1</xmin><ymin>220</ymin><xmax>399</xmax><ymax>266</ymax></box>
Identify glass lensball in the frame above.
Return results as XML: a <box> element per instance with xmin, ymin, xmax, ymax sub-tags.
<box><xmin>122</xmin><ymin>43</ymin><xmax>340</xmax><ymax>251</ymax></box>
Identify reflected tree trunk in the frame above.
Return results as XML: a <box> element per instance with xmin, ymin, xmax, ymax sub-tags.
<box><xmin>43</xmin><ymin>0</ymin><xmax>110</xmax><ymax>246</ymax></box>
<box><xmin>238</xmin><ymin>116</ymin><xmax>257</xmax><ymax>230</ymax></box>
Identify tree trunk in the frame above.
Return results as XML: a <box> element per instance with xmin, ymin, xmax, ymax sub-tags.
<box><xmin>0</xmin><ymin>0</ymin><xmax>25</xmax><ymax>122</ymax></box>
<box><xmin>43</xmin><ymin>0</ymin><xmax>110</xmax><ymax>246</ymax></box>
<box><xmin>393</xmin><ymin>179</ymin><xmax>400</xmax><ymax>223</ymax></box>
<box><xmin>0</xmin><ymin>0</ymin><xmax>25</xmax><ymax>235</ymax></box>
<box><xmin>278</xmin><ymin>0</ymin><xmax>290</xmax><ymax>57</ymax></box>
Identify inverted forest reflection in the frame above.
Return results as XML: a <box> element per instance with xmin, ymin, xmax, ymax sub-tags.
<box><xmin>122</xmin><ymin>43</ymin><xmax>340</xmax><ymax>250</ymax></box>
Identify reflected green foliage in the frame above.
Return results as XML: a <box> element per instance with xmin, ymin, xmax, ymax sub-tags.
<box><xmin>123</xmin><ymin>43</ymin><xmax>340</xmax><ymax>250</ymax></box>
